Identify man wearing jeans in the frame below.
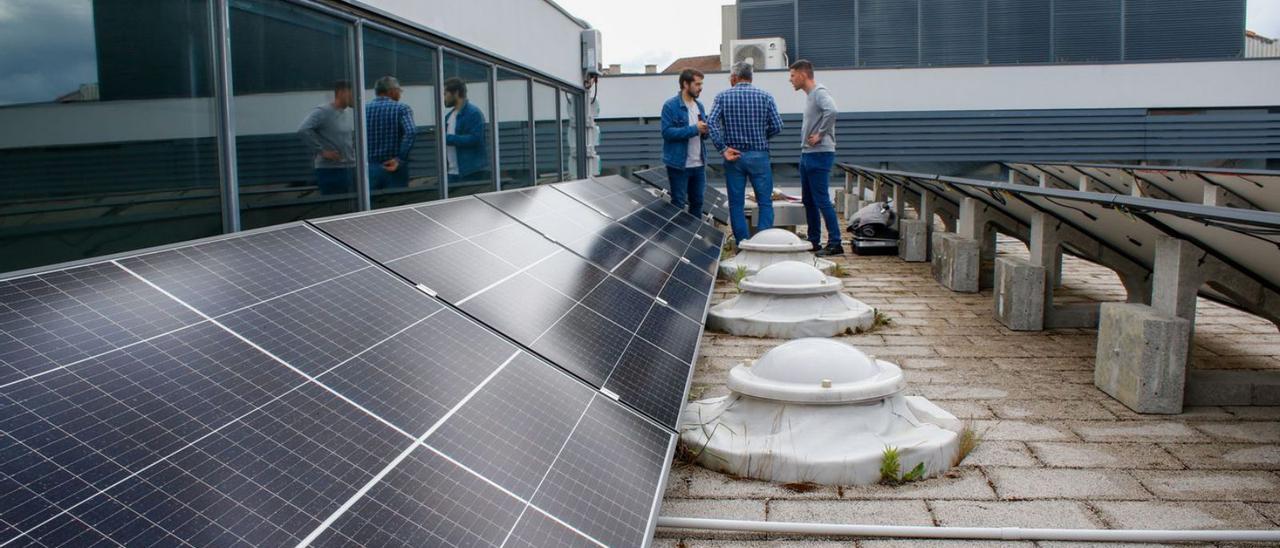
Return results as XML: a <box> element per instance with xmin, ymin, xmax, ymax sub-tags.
<box><xmin>789</xmin><ymin>59</ymin><xmax>843</xmax><ymax>256</ymax></box>
<box><xmin>708</xmin><ymin>61</ymin><xmax>783</xmax><ymax>245</ymax></box>
<box><xmin>660</xmin><ymin>69</ymin><xmax>708</xmax><ymax>216</ymax></box>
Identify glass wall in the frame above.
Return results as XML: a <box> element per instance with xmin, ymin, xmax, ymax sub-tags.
<box><xmin>496</xmin><ymin>69</ymin><xmax>532</xmax><ymax>189</ymax></box>
<box><xmin>0</xmin><ymin>0</ymin><xmax>586</xmax><ymax>274</ymax></box>
<box><xmin>533</xmin><ymin>82</ymin><xmax>560</xmax><ymax>184</ymax></box>
<box><xmin>230</xmin><ymin>0</ymin><xmax>357</xmax><ymax>229</ymax></box>
<box><xmin>562</xmin><ymin>92</ymin><xmax>580</xmax><ymax>180</ymax></box>
<box><xmin>441</xmin><ymin>52</ymin><xmax>494</xmax><ymax>196</ymax></box>
<box><xmin>362</xmin><ymin>28</ymin><xmax>440</xmax><ymax>208</ymax></box>
<box><xmin>0</xmin><ymin>0</ymin><xmax>223</xmax><ymax>273</ymax></box>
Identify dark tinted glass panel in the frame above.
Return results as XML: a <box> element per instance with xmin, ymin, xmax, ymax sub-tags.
<box><xmin>533</xmin><ymin>83</ymin><xmax>559</xmax><ymax>183</ymax></box>
<box><xmin>0</xmin><ymin>0</ymin><xmax>222</xmax><ymax>273</ymax></box>
<box><xmin>443</xmin><ymin>53</ymin><xmax>494</xmax><ymax>196</ymax></box>
<box><xmin>363</xmin><ymin>29</ymin><xmax>441</xmax><ymax>208</ymax></box>
<box><xmin>497</xmin><ymin>69</ymin><xmax>533</xmax><ymax>189</ymax></box>
<box><xmin>231</xmin><ymin>0</ymin><xmax>358</xmax><ymax>229</ymax></box>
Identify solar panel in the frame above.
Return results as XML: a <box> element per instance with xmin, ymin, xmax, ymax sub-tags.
<box><xmin>19</xmin><ymin>381</ymin><xmax>408</xmax><ymax>546</ymax></box>
<box><xmin>118</xmin><ymin>225</ymin><xmax>369</xmax><ymax>317</ymax></box>
<box><xmin>632</xmin><ymin>166</ymin><xmax>732</xmax><ymax>224</ymax></box>
<box><xmin>425</xmin><ymin>352</ymin><xmax>594</xmax><ymax>500</ymax></box>
<box><xmin>0</xmin><ymin>262</ymin><xmax>202</xmax><ymax>387</ymax></box>
<box><xmin>530</xmin><ymin>397</ymin><xmax>674</xmax><ymax>548</ymax></box>
<box><xmin>1007</xmin><ymin>162</ymin><xmax>1280</xmax><ymax>212</ymax></box>
<box><xmin>6</xmin><ymin>174</ymin><xmax>718</xmax><ymax>546</ymax></box>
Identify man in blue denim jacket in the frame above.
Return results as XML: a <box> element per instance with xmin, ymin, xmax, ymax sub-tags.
<box><xmin>660</xmin><ymin>69</ymin><xmax>709</xmax><ymax>216</ymax></box>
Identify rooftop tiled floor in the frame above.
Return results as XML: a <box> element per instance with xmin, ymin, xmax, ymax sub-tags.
<box><xmin>657</xmin><ymin>234</ymin><xmax>1280</xmax><ymax>547</ymax></box>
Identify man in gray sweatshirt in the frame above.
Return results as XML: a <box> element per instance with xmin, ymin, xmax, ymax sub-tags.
<box><xmin>790</xmin><ymin>60</ymin><xmax>842</xmax><ymax>256</ymax></box>
<box><xmin>298</xmin><ymin>80</ymin><xmax>356</xmax><ymax>195</ymax></box>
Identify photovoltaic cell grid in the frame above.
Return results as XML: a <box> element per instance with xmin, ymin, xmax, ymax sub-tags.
<box><xmin>1</xmin><ymin>221</ymin><xmax>678</xmax><ymax>547</ymax></box>
<box><xmin>314</xmin><ymin>179</ymin><xmax>722</xmax><ymax>428</ymax></box>
<box><xmin>632</xmin><ymin>167</ymin><xmax>732</xmax><ymax>224</ymax></box>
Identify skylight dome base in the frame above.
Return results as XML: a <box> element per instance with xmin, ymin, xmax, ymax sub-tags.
<box><xmin>720</xmin><ymin>229</ymin><xmax>835</xmax><ymax>277</ymax></box>
<box><xmin>681</xmin><ymin>339</ymin><xmax>961</xmax><ymax>486</ymax></box>
<box><xmin>710</xmin><ymin>261</ymin><xmax>875</xmax><ymax>339</ymax></box>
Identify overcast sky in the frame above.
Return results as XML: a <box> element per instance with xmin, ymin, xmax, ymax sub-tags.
<box><xmin>556</xmin><ymin>0</ymin><xmax>1280</xmax><ymax>73</ymax></box>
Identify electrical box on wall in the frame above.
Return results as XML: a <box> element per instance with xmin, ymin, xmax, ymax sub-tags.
<box><xmin>582</xmin><ymin>28</ymin><xmax>603</xmax><ymax>77</ymax></box>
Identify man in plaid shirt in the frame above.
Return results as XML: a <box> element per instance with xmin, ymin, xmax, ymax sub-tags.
<box><xmin>707</xmin><ymin>61</ymin><xmax>784</xmax><ymax>244</ymax></box>
<box><xmin>365</xmin><ymin>76</ymin><xmax>417</xmax><ymax>190</ymax></box>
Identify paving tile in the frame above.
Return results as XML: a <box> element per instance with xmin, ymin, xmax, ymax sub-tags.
<box><xmin>1068</xmin><ymin>421</ymin><xmax>1211</xmax><ymax>443</ymax></box>
<box><xmin>1225</xmin><ymin>407</ymin><xmax>1280</xmax><ymax>420</ymax></box>
<box><xmin>676</xmin><ymin>465</ymin><xmax>840</xmax><ymax>500</ymax></box>
<box><xmin>1097</xmin><ymin>400</ymin><xmax>1235</xmax><ymax>421</ymax></box>
<box><xmin>930</xmin><ymin>500</ymin><xmax>1101</xmax><ymax>529</ymax></box>
<box><xmin>986</xmin><ymin>467</ymin><xmax>1149</xmax><ymax>500</ymax></box>
<box><xmin>838</xmin><ymin>468</ymin><xmax>997</xmax><ymax>501</ymax></box>
<box><xmin>929</xmin><ymin>400</ymin><xmax>993</xmax><ymax>420</ymax></box>
<box><xmin>1133</xmin><ymin>470</ymin><xmax>1280</xmax><ymax>502</ymax></box>
<box><xmin>1252</xmin><ymin>502</ymin><xmax>1280</xmax><ymax>525</ymax></box>
<box><xmin>1190</xmin><ymin>421</ymin><xmax>1280</xmax><ymax>443</ymax></box>
<box><xmin>968</xmin><ymin>420</ymin><xmax>1078</xmax><ymax>441</ymax></box>
<box><xmin>958</xmin><ymin>441</ymin><xmax>1038</xmax><ymax>467</ymax></box>
<box><xmin>990</xmin><ymin>401</ymin><xmax>1116</xmax><ymax>420</ymax></box>
<box><xmin>768</xmin><ymin>500</ymin><xmax>933</xmax><ymax>526</ymax></box>
<box><xmin>1028</xmin><ymin>442</ymin><xmax>1184</xmax><ymax>470</ymax></box>
<box><xmin>913</xmin><ymin>385</ymin><xmax>1010</xmax><ymax>400</ymax></box>
<box><xmin>991</xmin><ymin>357</ymin><xmax>1094</xmax><ymax>371</ymax></box>
<box><xmin>1162</xmin><ymin>443</ymin><xmax>1280</xmax><ymax>470</ymax></box>
<box><xmin>1092</xmin><ymin>501</ymin><xmax>1274</xmax><ymax>529</ymax></box>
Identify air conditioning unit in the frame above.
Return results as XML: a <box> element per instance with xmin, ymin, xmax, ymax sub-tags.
<box><xmin>731</xmin><ymin>38</ymin><xmax>787</xmax><ymax>69</ymax></box>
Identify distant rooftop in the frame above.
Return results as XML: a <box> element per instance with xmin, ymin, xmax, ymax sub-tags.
<box><xmin>663</xmin><ymin>55</ymin><xmax>722</xmax><ymax>74</ymax></box>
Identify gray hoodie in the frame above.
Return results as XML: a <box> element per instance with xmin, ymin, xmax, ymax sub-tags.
<box><xmin>801</xmin><ymin>83</ymin><xmax>837</xmax><ymax>154</ymax></box>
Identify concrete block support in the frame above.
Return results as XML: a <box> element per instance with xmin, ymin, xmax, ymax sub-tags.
<box><xmin>898</xmin><ymin>219</ymin><xmax>929</xmax><ymax>262</ymax></box>
<box><xmin>994</xmin><ymin>257</ymin><xmax>1045</xmax><ymax>331</ymax></box>
<box><xmin>957</xmin><ymin>198</ymin><xmax>998</xmax><ymax>290</ymax></box>
<box><xmin>1185</xmin><ymin>370</ymin><xmax>1280</xmax><ymax>406</ymax></box>
<box><xmin>1094</xmin><ymin>303</ymin><xmax>1191</xmax><ymax>414</ymax></box>
<box><xmin>931</xmin><ymin>232</ymin><xmax>980</xmax><ymax>293</ymax></box>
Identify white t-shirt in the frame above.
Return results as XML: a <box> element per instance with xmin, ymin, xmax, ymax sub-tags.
<box><xmin>685</xmin><ymin>99</ymin><xmax>703</xmax><ymax>168</ymax></box>
<box><xmin>445</xmin><ymin>108</ymin><xmax>459</xmax><ymax>175</ymax></box>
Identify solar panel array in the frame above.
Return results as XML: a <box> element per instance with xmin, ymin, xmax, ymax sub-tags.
<box><xmin>838</xmin><ymin>162</ymin><xmax>1280</xmax><ymax>318</ymax></box>
<box><xmin>632</xmin><ymin>167</ymin><xmax>732</xmax><ymax>224</ymax></box>
<box><xmin>2</xmin><ymin>176</ymin><xmax>724</xmax><ymax>547</ymax></box>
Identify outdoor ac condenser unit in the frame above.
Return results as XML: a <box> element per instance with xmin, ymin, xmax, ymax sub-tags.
<box><xmin>730</xmin><ymin>38</ymin><xmax>787</xmax><ymax>69</ymax></box>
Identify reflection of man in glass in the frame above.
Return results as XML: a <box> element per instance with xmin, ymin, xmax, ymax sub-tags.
<box><xmin>366</xmin><ymin>76</ymin><xmax>416</xmax><ymax>189</ymax></box>
<box><xmin>443</xmin><ymin>77</ymin><xmax>489</xmax><ymax>185</ymax></box>
<box><xmin>298</xmin><ymin>80</ymin><xmax>355</xmax><ymax>194</ymax></box>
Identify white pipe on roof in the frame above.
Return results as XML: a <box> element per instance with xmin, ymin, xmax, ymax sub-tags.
<box><xmin>656</xmin><ymin>516</ymin><xmax>1280</xmax><ymax>543</ymax></box>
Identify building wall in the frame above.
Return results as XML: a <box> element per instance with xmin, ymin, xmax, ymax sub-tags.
<box><xmin>593</xmin><ymin>59</ymin><xmax>1280</xmax><ymax>168</ymax></box>
<box><xmin>357</xmin><ymin>0</ymin><xmax>587</xmax><ymax>86</ymax></box>
<box><xmin>736</xmin><ymin>0</ymin><xmax>1246</xmax><ymax>68</ymax></box>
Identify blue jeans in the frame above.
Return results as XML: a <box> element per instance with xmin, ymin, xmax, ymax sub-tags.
<box><xmin>800</xmin><ymin>152</ymin><xmax>840</xmax><ymax>246</ymax></box>
<box><xmin>370</xmin><ymin>162</ymin><xmax>409</xmax><ymax>189</ymax></box>
<box><xmin>665</xmin><ymin>165</ymin><xmax>706</xmax><ymax>216</ymax></box>
<box><xmin>724</xmin><ymin>150</ymin><xmax>773</xmax><ymax>243</ymax></box>
<box><xmin>315</xmin><ymin>167</ymin><xmax>355</xmax><ymax>195</ymax></box>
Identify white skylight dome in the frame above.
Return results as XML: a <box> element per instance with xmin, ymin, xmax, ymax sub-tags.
<box><xmin>709</xmin><ymin>261</ymin><xmax>875</xmax><ymax>339</ymax></box>
<box><xmin>681</xmin><ymin>339</ymin><xmax>961</xmax><ymax>486</ymax></box>
<box><xmin>719</xmin><ymin>229</ymin><xmax>835</xmax><ymax>278</ymax></box>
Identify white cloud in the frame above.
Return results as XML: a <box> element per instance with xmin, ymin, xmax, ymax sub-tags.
<box><xmin>1247</xmin><ymin>0</ymin><xmax>1280</xmax><ymax>37</ymax></box>
<box><xmin>555</xmin><ymin>0</ymin><xmax>729</xmax><ymax>72</ymax></box>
